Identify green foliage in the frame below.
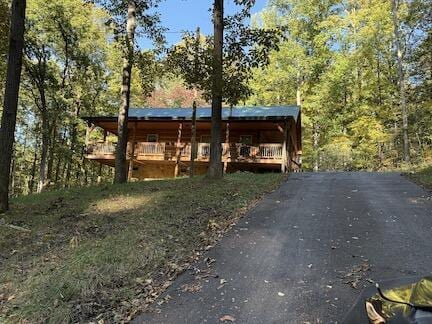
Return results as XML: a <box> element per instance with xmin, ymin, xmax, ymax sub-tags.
<box><xmin>407</xmin><ymin>166</ymin><xmax>432</xmax><ymax>189</ymax></box>
<box><xmin>249</xmin><ymin>0</ymin><xmax>432</xmax><ymax>170</ymax></box>
<box><xmin>167</xmin><ymin>3</ymin><xmax>281</xmax><ymax>107</ymax></box>
<box><xmin>105</xmin><ymin>41</ymin><xmax>155</xmax><ymax>110</ymax></box>
<box><xmin>349</xmin><ymin>116</ymin><xmax>390</xmax><ymax>170</ymax></box>
<box><xmin>319</xmin><ymin>135</ymin><xmax>353</xmax><ymax>171</ymax></box>
<box><xmin>167</xmin><ymin>30</ymin><xmax>211</xmax><ymax>92</ymax></box>
<box><xmin>135</xmin><ymin>50</ymin><xmax>164</xmax><ymax>99</ymax></box>
<box><xmin>4</xmin><ymin>0</ymin><xmax>431</xmax><ymax>196</ymax></box>
<box><xmin>98</xmin><ymin>0</ymin><xmax>165</xmax><ymax>48</ymax></box>
<box><xmin>7</xmin><ymin>0</ymin><xmax>171</xmax><ymax>195</ymax></box>
<box><xmin>4</xmin><ymin>0</ymin><xmax>199</xmax><ymax>196</ymax></box>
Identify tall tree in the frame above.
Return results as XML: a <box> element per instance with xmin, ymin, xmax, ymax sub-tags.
<box><xmin>169</xmin><ymin>0</ymin><xmax>278</xmax><ymax>178</ymax></box>
<box><xmin>208</xmin><ymin>0</ymin><xmax>224</xmax><ymax>178</ymax></box>
<box><xmin>23</xmin><ymin>0</ymin><xmax>110</xmax><ymax>192</ymax></box>
<box><xmin>115</xmin><ymin>1</ymin><xmax>137</xmax><ymax>183</ymax></box>
<box><xmin>0</xmin><ymin>0</ymin><xmax>26</xmax><ymax>212</ymax></box>
<box><xmin>166</xmin><ymin>27</ymin><xmax>205</xmax><ymax>176</ymax></box>
<box><xmin>98</xmin><ymin>0</ymin><xmax>164</xmax><ymax>183</ymax></box>
<box><xmin>0</xmin><ymin>0</ymin><xmax>10</xmax><ymax>104</ymax></box>
<box><xmin>391</xmin><ymin>0</ymin><xmax>410</xmax><ymax>163</ymax></box>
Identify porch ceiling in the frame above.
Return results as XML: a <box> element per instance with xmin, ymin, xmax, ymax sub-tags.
<box><xmin>88</xmin><ymin>120</ymin><xmax>290</xmax><ymax>136</ymax></box>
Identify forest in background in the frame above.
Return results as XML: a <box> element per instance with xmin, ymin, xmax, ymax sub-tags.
<box><xmin>0</xmin><ymin>0</ymin><xmax>431</xmax><ymax>197</ymax></box>
<box><xmin>248</xmin><ymin>0</ymin><xmax>431</xmax><ymax>171</ymax></box>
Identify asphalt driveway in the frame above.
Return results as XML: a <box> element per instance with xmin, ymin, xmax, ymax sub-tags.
<box><xmin>135</xmin><ymin>172</ymin><xmax>432</xmax><ymax>323</ymax></box>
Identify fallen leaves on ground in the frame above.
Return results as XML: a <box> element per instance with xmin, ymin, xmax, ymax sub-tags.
<box><xmin>217</xmin><ymin>278</ymin><xmax>228</xmax><ymax>290</ymax></box>
<box><xmin>220</xmin><ymin>314</ymin><xmax>236</xmax><ymax>322</ymax></box>
<box><xmin>180</xmin><ymin>282</ymin><xmax>203</xmax><ymax>293</ymax></box>
<box><xmin>341</xmin><ymin>261</ymin><xmax>371</xmax><ymax>289</ymax></box>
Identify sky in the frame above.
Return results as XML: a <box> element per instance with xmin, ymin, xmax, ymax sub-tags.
<box><xmin>138</xmin><ymin>0</ymin><xmax>269</xmax><ymax>48</ymax></box>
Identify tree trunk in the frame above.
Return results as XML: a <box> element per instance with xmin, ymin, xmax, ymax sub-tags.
<box><xmin>281</xmin><ymin>121</ymin><xmax>288</xmax><ymax>173</ymax></box>
<box><xmin>47</xmin><ymin>123</ymin><xmax>57</xmax><ymax>183</ymax></box>
<box><xmin>127</xmin><ymin>122</ymin><xmax>136</xmax><ymax>180</ymax></box>
<box><xmin>296</xmin><ymin>70</ymin><xmax>301</xmax><ymax>106</ymax></box>
<box><xmin>376</xmin><ymin>53</ymin><xmax>382</xmax><ymax>105</ymax></box>
<box><xmin>207</xmin><ymin>0</ymin><xmax>224</xmax><ymax>179</ymax></box>
<box><xmin>190</xmin><ymin>100</ymin><xmax>197</xmax><ymax>177</ymax></box>
<box><xmin>391</xmin><ymin>0</ymin><xmax>410</xmax><ymax>163</ymax></box>
<box><xmin>0</xmin><ymin>0</ymin><xmax>26</xmax><ymax>212</ymax></box>
<box><xmin>313</xmin><ymin>123</ymin><xmax>319</xmax><ymax>172</ymax></box>
<box><xmin>174</xmin><ymin>122</ymin><xmax>183</xmax><ymax>177</ymax></box>
<box><xmin>415</xmin><ymin>132</ymin><xmax>424</xmax><ymax>163</ymax></box>
<box><xmin>114</xmin><ymin>0</ymin><xmax>136</xmax><ymax>183</ymax></box>
<box><xmin>38</xmin><ymin>113</ymin><xmax>50</xmax><ymax>193</ymax></box>
<box><xmin>28</xmin><ymin>145</ymin><xmax>38</xmax><ymax>193</ymax></box>
<box><xmin>9</xmin><ymin>154</ymin><xmax>15</xmax><ymax>196</ymax></box>
<box><xmin>223</xmin><ymin>120</ymin><xmax>229</xmax><ymax>173</ymax></box>
<box><xmin>81</xmin><ymin>155</ymin><xmax>88</xmax><ymax>186</ymax></box>
<box><xmin>54</xmin><ymin>130</ymin><xmax>66</xmax><ymax>183</ymax></box>
<box><xmin>64</xmin><ymin>104</ymin><xmax>80</xmax><ymax>187</ymax></box>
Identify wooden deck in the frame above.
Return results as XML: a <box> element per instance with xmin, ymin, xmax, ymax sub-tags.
<box><xmin>85</xmin><ymin>142</ymin><xmax>284</xmax><ymax>164</ymax></box>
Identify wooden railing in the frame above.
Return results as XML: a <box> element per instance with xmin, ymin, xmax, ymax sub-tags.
<box><xmin>181</xmin><ymin>144</ymin><xmax>192</xmax><ymax>157</ymax></box>
<box><xmin>197</xmin><ymin>143</ymin><xmax>210</xmax><ymax>157</ymax></box>
<box><xmin>136</xmin><ymin>142</ymin><xmax>166</xmax><ymax>155</ymax></box>
<box><xmin>259</xmin><ymin>144</ymin><xmax>283</xmax><ymax>159</ymax></box>
<box><xmin>86</xmin><ymin>142</ymin><xmax>284</xmax><ymax>162</ymax></box>
<box><xmin>86</xmin><ymin>142</ymin><xmax>116</xmax><ymax>155</ymax></box>
<box><xmin>197</xmin><ymin>143</ymin><xmax>234</xmax><ymax>158</ymax></box>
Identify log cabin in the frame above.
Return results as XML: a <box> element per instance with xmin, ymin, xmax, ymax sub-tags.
<box><xmin>82</xmin><ymin>105</ymin><xmax>302</xmax><ymax>179</ymax></box>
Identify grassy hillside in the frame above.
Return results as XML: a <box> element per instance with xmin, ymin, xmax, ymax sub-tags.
<box><xmin>406</xmin><ymin>166</ymin><xmax>432</xmax><ymax>189</ymax></box>
<box><xmin>0</xmin><ymin>173</ymin><xmax>284</xmax><ymax>323</ymax></box>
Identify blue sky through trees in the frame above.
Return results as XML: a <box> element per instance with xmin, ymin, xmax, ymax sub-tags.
<box><xmin>138</xmin><ymin>0</ymin><xmax>268</xmax><ymax>48</ymax></box>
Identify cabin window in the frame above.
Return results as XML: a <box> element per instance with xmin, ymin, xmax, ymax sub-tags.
<box><xmin>201</xmin><ymin>135</ymin><xmax>211</xmax><ymax>143</ymax></box>
<box><xmin>147</xmin><ymin>134</ymin><xmax>158</xmax><ymax>142</ymax></box>
<box><xmin>239</xmin><ymin>135</ymin><xmax>253</xmax><ymax>145</ymax></box>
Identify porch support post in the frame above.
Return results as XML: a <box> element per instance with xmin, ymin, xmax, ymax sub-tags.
<box><xmin>127</xmin><ymin>122</ymin><xmax>137</xmax><ymax>180</ymax></box>
<box><xmin>190</xmin><ymin>101</ymin><xmax>197</xmax><ymax>177</ymax></box>
<box><xmin>96</xmin><ymin>129</ymin><xmax>108</xmax><ymax>184</ymax></box>
<box><xmin>174</xmin><ymin>122</ymin><xmax>183</xmax><ymax>177</ymax></box>
<box><xmin>289</xmin><ymin>122</ymin><xmax>299</xmax><ymax>171</ymax></box>
<box><xmin>288</xmin><ymin>130</ymin><xmax>293</xmax><ymax>171</ymax></box>
<box><xmin>224</xmin><ymin>122</ymin><xmax>230</xmax><ymax>173</ymax></box>
<box><xmin>281</xmin><ymin>120</ymin><xmax>288</xmax><ymax>173</ymax></box>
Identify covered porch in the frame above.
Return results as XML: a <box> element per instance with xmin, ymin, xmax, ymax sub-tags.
<box><xmin>82</xmin><ymin>106</ymin><xmax>302</xmax><ymax>178</ymax></box>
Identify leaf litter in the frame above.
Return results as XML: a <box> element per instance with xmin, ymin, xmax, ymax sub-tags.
<box><xmin>341</xmin><ymin>261</ymin><xmax>371</xmax><ymax>289</ymax></box>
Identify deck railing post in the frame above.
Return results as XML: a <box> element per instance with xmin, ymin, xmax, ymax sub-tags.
<box><xmin>127</xmin><ymin>122</ymin><xmax>137</xmax><ymax>180</ymax></box>
<box><xmin>281</xmin><ymin>121</ymin><xmax>288</xmax><ymax>173</ymax></box>
<box><xmin>190</xmin><ymin>101</ymin><xmax>197</xmax><ymax>177</ymax></box>
<box><xmin>174</xmin><ymin>122</ymin><xmax>183</xmax><ymax>177</ymax></box>
<box><xmin>288</xmin><ymin>129</ymin><xmax>294</xmax><ymax>171</ymax></box>
<box><xmin>224</xmin><ymin>122</ymin><xmax>230</xmax><ymax>173</ymax></box>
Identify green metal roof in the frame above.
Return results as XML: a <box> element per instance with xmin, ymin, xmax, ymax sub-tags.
<box><xmin>83</xmin><ymin>106</ymin><xmax>300</xmax><ymax>122</ymax></box>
